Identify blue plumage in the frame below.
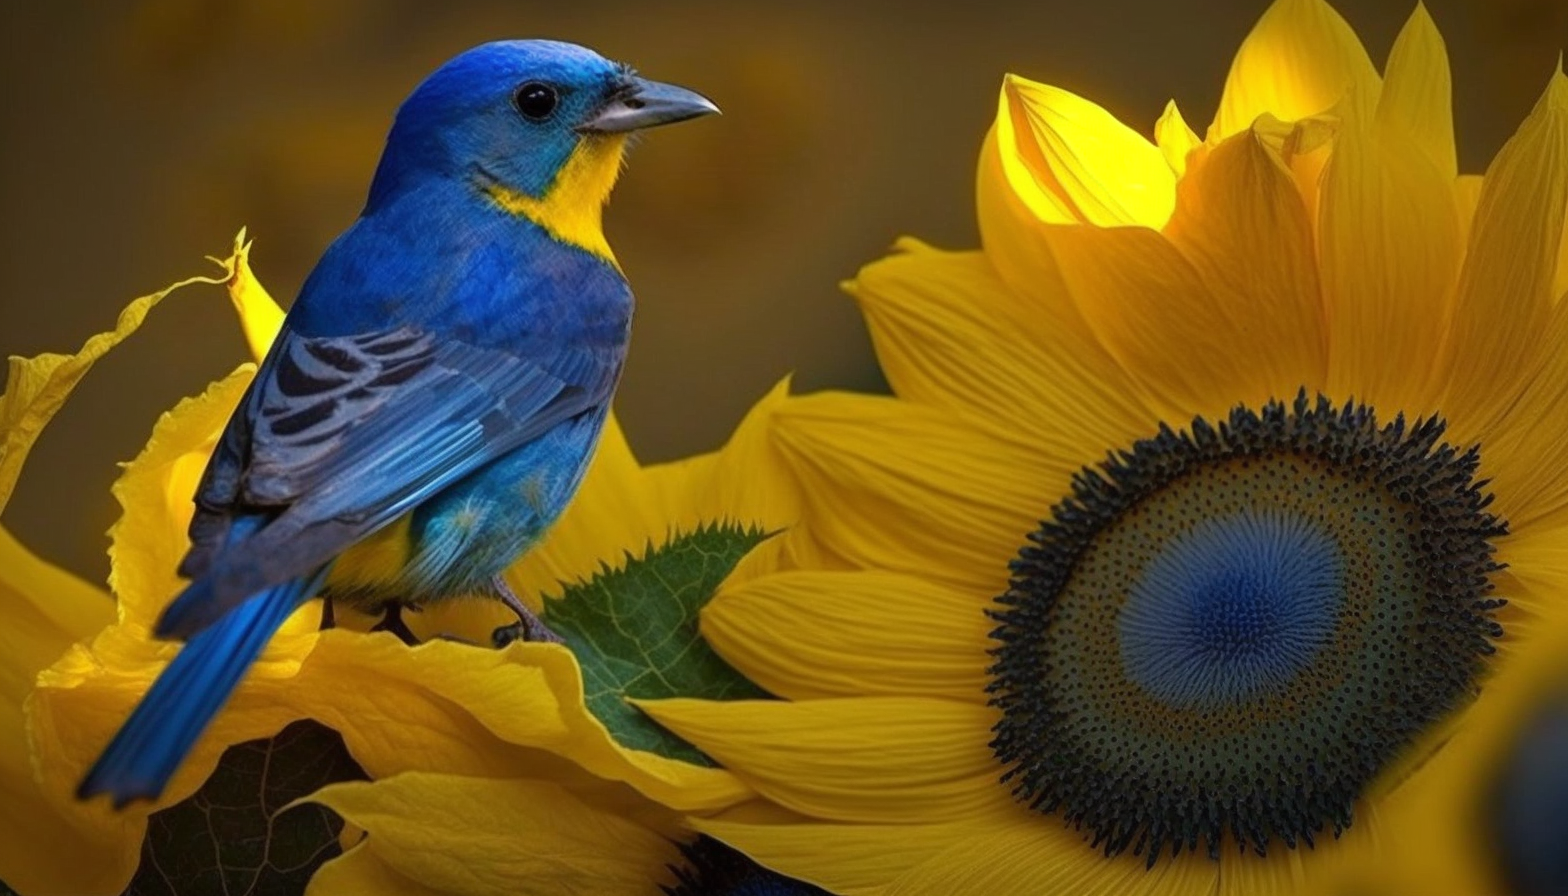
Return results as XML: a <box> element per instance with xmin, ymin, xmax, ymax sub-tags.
<box><xmin>79</xmin><ymin>39</ymin><xmax>718</xmax><ymax>807</ymax></box>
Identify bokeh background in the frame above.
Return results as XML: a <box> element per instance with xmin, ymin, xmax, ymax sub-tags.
<box><xmin>2</xmin><ymin>0</ymin><xmax>1566</xmax><ymax>584</ymax></box>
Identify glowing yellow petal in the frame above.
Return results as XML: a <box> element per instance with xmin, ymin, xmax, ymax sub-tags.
<box><xmin>770</xmin><ymin>393</ymin><xmax>1047</xmax><ymax>594</ymax></box>
<box><xmin>639</xmin><ymin>696</ymin><xmax>1003</xmax><ymax>824</ymax></box>
<box><xmin>1160</xmin><ymin>124</ymin><xmax>1328</xmax><ymax>407</ymax></box>
<box><xmin>846</xmin><ymin>242</ymin><xmax>1151</xmax><ymax>458</ymax></box>
<box><xmin>222</xmin><ymin>230</ymin><xmax>287</xmax><ymax>362</ymax></box>
<box><xmin>1210</xmin><ymin>0</ymin><xmax>1381</xmax><ymax>140</ymax></box>
<box><xmin>1376</xmin><ymin>3</ymin><xmax>1457</xmax><ymax>178</ymax></box>
<box><xmin>1454</xmin><ymin>173</ymin><xmax>1483</xmax><ymax>246</ymax></box>
<box><xmin>886</xmin><ymin>824</ymin><xmax>1218</xmax><ymax>896</ymax></box>
<box><xmin>1154</xmin><ymin>100</ymin><xmax>1200</xmax><ymax>177</ymax></box>
<box><xmin>1443</xmin><ymin>68</ymin><xmax>1568</xmax><ymax>442</ymax></box>
<box><xmin>310</xmin><ymin>773</ymin><xmax>682</xmax><ymax>896</ymax></box>
<box><xmin>993</xmin><ymin>75</ymin><xmax>1176</xmax><ymax>229</ymax></box>
<box><xmin>1320</xmin><ymin>112</ymin><xmax>1461</xmax><ymax>414</ymax></box>
<box><xmin>703</xmin><ymin>570</ymin><xmax>991</xmax><ymax>702</ymax></box>
<box><xmin>0</xmin><ymin>269</ymin><xmax>224</xmax><ymax>514</ymax></box>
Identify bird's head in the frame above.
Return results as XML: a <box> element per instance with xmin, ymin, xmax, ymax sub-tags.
<box><xmin>367</xmin><ymin>40</ymin><xmax>718</xmax><ymax>259</ymax></box>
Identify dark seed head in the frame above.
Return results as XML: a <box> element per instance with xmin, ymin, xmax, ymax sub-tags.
<box><xmin>989</xmin><ymin>392</ymin><xmax>1505</xmax><ymax>866</ymax></box>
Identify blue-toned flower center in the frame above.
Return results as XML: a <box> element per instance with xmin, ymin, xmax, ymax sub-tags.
<box><xmin>989</xmin><ymin>395</ymin><xmax>1505</xmax><ymax>868</ymax></box>
<box><xmin>1119</xmin><ymin>508</ymin><xmax>1343</xmax><ymax>708</ymax></box>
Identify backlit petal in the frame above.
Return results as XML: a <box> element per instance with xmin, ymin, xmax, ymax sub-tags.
<box><xmin>994</xmin><ymin>74</ymin><xmax>1175</xmax><ymax>229</ymax></box>
<box><xmin>1211</xmin><ymin>0</ymin><xmax>1380</xmax><ymax>140</ymax></box>
<box><xmin>1155</xmin><ymin>100</ymin><xmax>1201</xmax><ymax>177</ymax></box>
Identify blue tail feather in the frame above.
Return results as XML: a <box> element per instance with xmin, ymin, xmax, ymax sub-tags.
<box><xmin>77</xmin><ymin>570</ymin><xmax>324</xmax><ymax>808</ymax></box>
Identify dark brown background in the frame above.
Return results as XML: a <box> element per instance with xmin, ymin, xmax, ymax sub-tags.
<box><xmin>3</xmin><ymin>0</ymin><xmax>1565</xmax><ymax>584</ymax></box>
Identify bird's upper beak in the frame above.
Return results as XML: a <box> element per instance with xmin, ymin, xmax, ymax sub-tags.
<box><xmin>577</xmin><ymin>76</ymin><xmax>719</xmax><ymax>134</ymax></box>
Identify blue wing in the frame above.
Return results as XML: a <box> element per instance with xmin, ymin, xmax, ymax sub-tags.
<box><xmin>160</xmin><ymin>324</ymin><xmax>615</xmax><ymax>639</ymax></box>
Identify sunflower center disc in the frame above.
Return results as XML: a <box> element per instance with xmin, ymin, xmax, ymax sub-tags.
<box><xmin>988</xmin><ymin>395</ymin><xmax>1506</xmax><ymax>865</ymax></box>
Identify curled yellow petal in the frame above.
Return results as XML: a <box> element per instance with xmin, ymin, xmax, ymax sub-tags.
<box><xmin>993</xmin><ymin>74</ymin><xmax>1176</xmax><ymax>229</ymax></box>
<box><xmin>1154</xmin><ymin>100</ymin><xmax>1200</xmax><ymax>177</ymax></box>
<box><xmin>220</xmin><ymin>229</ymin><xmax>287</xmax><ymax>362</ymax></box>
<box><xmin>310</xmin><ymin>773</ymin><xmax>683</xmax><ymax>896</ymax></box>
<box><xmin>1210</xmin><ymin>0</ymin><xmax>1381</xmax><ymax>140</ymax></box>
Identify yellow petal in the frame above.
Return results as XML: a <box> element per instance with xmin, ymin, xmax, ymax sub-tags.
<box><xmin>694</xmin><ymin>819</ymin><xmax>988</xmax><ymax>896</ymax></box>
<box><xmin>222</xmin><ymin>230</ymin><xmax>287</xmax><ymax>362</ymax></box>
<box><xmin>107</xmin><ymin>368</ymin><xmax>260</xmax><ymax>632</ymax></box>
<box><xmin>1320</xmin><ymin>110</ymin><xmax>1462</xmax><ymax>414</ymax></box>
<box><xmin>0</xmin><ymin>268</ymin><xmax>225</xmax><ymax>514</ymax></box>
<box><xmin>1474</xmin><ymin>296</ymin><xmax>1568</xmax><ymax>530</ymax></box>
<box><xmin>1376</xmin><ymin>3</ymin><xmax>1457</xmax><ymax>179</ymax></box>
<box><xmin>639</xmin><ymin>696</ymin><xmax>1003</xmax><ymax>824</ymax></box>
<box><xmin>886</xmin><ymin>824</ymin><xmax>1217</xmax><ymax>896</ymax></box>
<box><xmin>703</xmin><ymin>570</ymin><xmax>991</xmax><ymax>702</ymax></box>
<box><xmin>1042</xmin><ymin>220</ymin><xmax>1301</xmax><ymax>423</ymax></box>
<box><xmin>1454</xmin><ymin>173</ymin><xmax>1483</xmax><ymax>246</ymax></box>
<box><xmin>771</xmin><ymin>393</ymin><xmax>1046</xmax><ymax>594</ymax></box>
<box><xmin>310</xmin><ymin>773</ymin><xmax>682</xmax><ymax>896</ymax></box>
<box><xmin>846</xmin><ymin>242</ymin><xmax>1151</xmax><ymax>459</ymax></box>
<box><xmin>1154</xmin><ymin>100</ymin><xmax>1200</xmax><ymax>177</ymax></box>
<box><xmin>1442</xmin><ymin>69</ymin><xmax>1568</xmax><ymax>441</ymax></box>
<box><xmin>1160</xmin><ymin>124</ymin><xmax>1328</xmax><ymax>406</ymax></box>
<box><xmin>307</xmin><ymin>839</ymin><xmax>451</xmax><ymax>896</ymax></box>
<box><xmin>0</xmin><ymin>529</ymin><xmax>122</xmax><ymax>896</ymax></box>
<box><xmin>1210</xmin><ymin>0</ymin><xmax>1381</xmax><ymax>140</ymax></box>
<box><xmin>993</xmin><ymin>74</ymin><xmax>1176</xmax><ymax>229</ymax></box>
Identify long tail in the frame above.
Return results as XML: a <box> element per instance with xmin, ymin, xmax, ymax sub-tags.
<box><xmin>77</xmin><ymin>570</ymin><xmax>325</xmax><ymax>808</ymax></box>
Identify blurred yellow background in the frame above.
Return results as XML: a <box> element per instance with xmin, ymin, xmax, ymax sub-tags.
<box><xmin>2</xmin><ymin>0</ymin><xmax>1565</xmax><ymax>584</ymax></box>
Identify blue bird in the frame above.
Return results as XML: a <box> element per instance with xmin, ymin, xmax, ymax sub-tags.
<box><xmin>78</xmin><ymin>40</ymin><xmax>718</xmax><ymax>807</ymax></box>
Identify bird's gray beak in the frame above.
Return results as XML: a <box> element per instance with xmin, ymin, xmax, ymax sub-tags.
<box><xmin>577</xmin><ymin>76</ymin><xmax>719</xmax><ymax>134</ymax></box>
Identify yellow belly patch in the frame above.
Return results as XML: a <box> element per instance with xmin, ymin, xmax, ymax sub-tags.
<box><xmin>327</xmin><ymin>513</ymin><xmax>414</xmax><ymax>591</ymax></box>
<box><xmin>482</xmin><ymin>133</ymin><xmax>628</xmax><ymax>266</ymax></box>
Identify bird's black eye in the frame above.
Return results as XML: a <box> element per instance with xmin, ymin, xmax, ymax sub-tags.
<box><xmin>514</xmin><ymin>82</ymin><xmax>559</xmax><ymax>121</ymax></box>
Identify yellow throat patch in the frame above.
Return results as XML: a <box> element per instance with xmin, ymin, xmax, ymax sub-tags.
<box><xmin>482</xmin><ymin>134</ymin><xmax>628</xmax><ymax>265</ymax></box>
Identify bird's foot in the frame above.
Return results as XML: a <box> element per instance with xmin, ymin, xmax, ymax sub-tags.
<box><xmin>491</xmin><ymin>613</ymin><xmax>565</xmax><ymax>648</ymax></box>
<box><xmin>319</xmin><ymin>595</ymin><xmax>336</xmax><ymax>631</ymax></box>
<box><xmin>491</xmin><ymin>575</ymin><xmax>566</xmax><ymax>647</ymax></box>
<box><xmin>370</xmin><ymin>603</ymin><xmax>421</xmax><ymax>647</ymax></box>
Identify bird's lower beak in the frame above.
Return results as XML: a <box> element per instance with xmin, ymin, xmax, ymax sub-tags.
<box><xmin>577</xmin><ymin>76</ymin><xmax>719</xmax><ymax>134</ymax></box>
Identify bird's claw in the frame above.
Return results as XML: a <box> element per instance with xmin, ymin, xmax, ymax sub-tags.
<box><xmin>492</xmin><ymin>616</ymin><xmax>565</xmax><ymax>647</ymax></box>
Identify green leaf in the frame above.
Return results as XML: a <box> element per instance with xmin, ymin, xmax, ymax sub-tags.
<box><xmin>544</xmin><ymin>523</ymin><xmax>771</xmax><ymax>764</ymax></box>
<box><xmin>122</xmin><ymin>719</ymin><xmax>367</xmax><ymax>896</ymax></box>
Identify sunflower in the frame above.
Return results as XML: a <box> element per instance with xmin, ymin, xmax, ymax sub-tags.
<box><xmin>636</xmin><ymin>2</ymin><xmax>1568</xmax><ymax>893</ymax></box>
<box><xmin>0</xmin><ymin>236</ymin><xmax>802</xmax><ymax>895</ymax></box>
